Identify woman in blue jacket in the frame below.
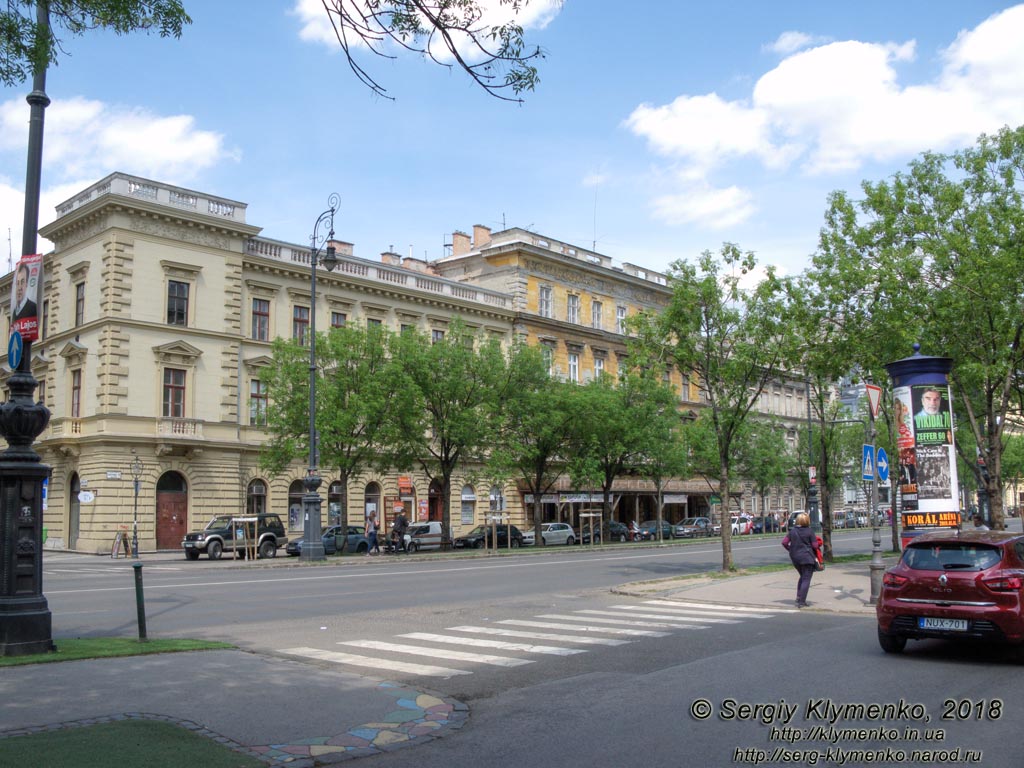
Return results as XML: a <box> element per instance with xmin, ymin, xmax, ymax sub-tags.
<box><xmin>782</xmin><ymin>513</ymin><xmax>821</xmax><ymax>607</ymax></box>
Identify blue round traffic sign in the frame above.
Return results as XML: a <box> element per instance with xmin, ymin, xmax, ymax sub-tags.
<box><xmin>876</xmin><ymin>447</ymin><xmax>890</xmax><ymax>483</ymax></box>
<box><xmin>8</xmin><ymin>331</ymin><xmax>23</xmax><ymax>370</ymax></box>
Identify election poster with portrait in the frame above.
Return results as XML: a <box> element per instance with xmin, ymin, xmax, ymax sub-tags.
<box><xmin>10</xmin><ymin>254</ymin><xmax>42</xmax><ymax>342</ymax></box>
<box><xmin>910</xmin><ymin>383</ymin><xmax>958</xmax><ymax>512</ymax></box>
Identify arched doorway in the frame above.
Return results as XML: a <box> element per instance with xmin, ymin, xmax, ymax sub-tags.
<box><xmin>364</xmin><ymin>482</ymin><xmax>381</xmax><ymax>527</ymax></box>
<box><xmin>156</xmin><ymin>471</ymin><xmax>188</xmax><ymax>550</ymax></box>
<box><xmin>288</xmin><ymin>480</ymin><xmax>304</xmax><ymax>531</ymax></box>
<box><xmin>68</xmin><ymin>472</ymin><xmax>81</xmax><ymax>550</ymax></box>
<box><xmin>428</xmin><ymin>480</ymin><xmax>443</xmax><ymax>522</ymax></box>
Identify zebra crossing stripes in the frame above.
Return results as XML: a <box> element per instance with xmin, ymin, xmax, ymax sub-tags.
<box><xmin>593</xmin><ymin>608</ymin><xmax>743</xmax><ymax>624</ymax></box>
<box><xmin>399</xmin><ymin>632</ymin><xmax>586</xmax><ymax>656</ymax></box>
<box><xmin>496</xmin><ymin>619</ymin><xmax>671</xmax><ymax>637</ymax></box>
<box><xmin>643</xmin><ymin>599</ymin><xmax>797</xmax><ymax>615</ymax></box>
<box><xmin>447</xmin><ymin>625</ymin><xmax>630</xmax><ymax>646</ymax></box>
<box><xmin>338</xmin><ymin>639</ymin><xmax>533</xmax><ymax>667</ymax></box>
<box><xmin>534</xmin><ymin>614</ymin><xmax>706</xmax><ymax>631</ymax></box>
<box><xmin>281</xmin><ymin>646</ymin><xmax>471</xmax><ymax>677</ymax></box>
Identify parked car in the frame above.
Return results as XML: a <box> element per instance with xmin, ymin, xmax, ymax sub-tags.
<box><xmin>286</xmin><ymin>524</ymin><xmax>368</xmax><ymax>557</ymax></box>
<box><xmin>540</xmin><ymin>522</ymin><xmax>576</xmax><ymax>546</ymax></box>
<box><xmin>454</xmin><ymin>524</ymin><xmax>524</xmax><ymax>549</ymax></box>
<box><xmin>784</xmin><ymin>511</ymin><xmax>804</xmax><ymax>530</ymax></box>
<box><xmin>404</xmin><ymin>521</ymin><xmax>444</xmax><ymax>552</ymax></box>
<box><xmin>751</xmin><ymin>516</ymin><xmax>780</xmax><ymax>534</ymax></box>
<box><xmin>607</xmin><ymin>520</ymin><xmax>631</xmax><ymax>542</ymax></box>
<box><xmin>673</xmin><ymin>517</ymin><xmax>715</xmax><ymax>538</ymax></box>
<box><xmin>731</xmin><ymin>515</ymin><xmax>754</xmax><ymax>535</ymax></box>
<box><xmin>521</xmin><ymin>527</ymin><xmax>536</xmax><ymax>546</ymax></box>
<box><xmin>877</xmin><ymin>530</ymin><xmax>1024</xmax><ymax>655</ymax></box>
<box><xmin>182</xmin><ymin>513</ymin><xmax>287</xmax><ymax>560</ymax></box>
<box><xmin>639</xmin><ymin>519</ymin><xmax>673</xmax><ymax>541</ymax></box>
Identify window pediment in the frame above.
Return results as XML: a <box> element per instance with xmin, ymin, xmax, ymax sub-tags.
<box><xmin>152</xmin><ymin>340</ymin><xmax>202</xmax><ymax>367</ymax></box>
<box><xmin>59</xmin><ymin>340</ymin><xmax>88</xmax><ymax>366</ymax></box>
<box><xmin>160</xmin><ymin>260</ymin><xmax>203</xmax><ymax>280</ymax></box>
<box><xmin>245</xmin><ymin>279</ymin><xmax>280</xmax><ymax>298</ymax></box>
<box><xmin>243</xmin><ymin>355</ymin><xmax>275</xmax><ymax>374</ymax></box>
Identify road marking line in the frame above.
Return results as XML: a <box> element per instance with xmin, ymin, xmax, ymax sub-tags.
<box><xmin>644</xmin><ymin>599</ymin><xmax>798</xmax><ymax>614</ymax></box>
<box><xmin>399</xmin><ymin>632</ymin><xmax>585</xmax><ymax>656</ymax></box>
<box><xmin>338</xmin><ymin>639</ymin><xmax>533</xmax><ymax>667</ymax></box>
<box><xmin>603</xmin><ymin>607</ymin><xmax>742</xmax><ymax>624</ymax></box>
<box><xmin>624</xmin><ymin>603</ymin><xmax>770</xmax><ymax>619</ymax></box>
<box><xmin>537</xmin><ymin>613</ymin><xmax>688</xmax><ymax>629</ymax></box>
<box><xmin>448</xmin><ymin>626</ymin><xmax>630</xmax><ymax>646</ymax></box>
<box><xmin>498</xmin><ymin>619</ymin><xmax>672</xmax><ymax>637</ymax></box>
<box><xmin>280</xmin><ymin>646</ymin><xmax>470</xmax><ymax>677</ymax></box>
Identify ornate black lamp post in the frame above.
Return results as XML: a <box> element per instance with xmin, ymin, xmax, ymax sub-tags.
<box><xmin>302</xmin><ymin>194</ymin><xmax>340</xmax><ymax>562</ymax></box>
<box><xmin>130</xmin><ymin>452</ymin><xmax>143</xmax><ymax>559</ymax></box>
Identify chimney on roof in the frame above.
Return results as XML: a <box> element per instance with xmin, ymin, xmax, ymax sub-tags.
<box><xmin>327</xmin><ymin>239</ymin><xmax>354</xmax><ymax>258</ymax></box>
<box><xmin>380</xmin><ymin>250</ymin><xmax>401</xmax><ymax>266</ymax></box>
<box><xmin>452</xmin><ymin>230</ymin><xmax>471</xmax><ymax>256</ymax></box>
<box><xmin>472</xmin><ymin>224</ymin><xmax>491</xmax><ymax>248</ymax></box>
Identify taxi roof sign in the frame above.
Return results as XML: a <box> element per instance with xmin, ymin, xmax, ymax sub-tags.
<box><xmin>865</xmin><ymin>384</ymin><xmax>882</xmax><ymax>420</ymax></box>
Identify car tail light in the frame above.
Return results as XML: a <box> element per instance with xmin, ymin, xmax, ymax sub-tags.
<box><xmin>883</xmin><ymin>572</ymin><xmax>908</xmax><ymax>587</ymax></box>
<box><xmin>982</xmin><ymin>573</ymin><xmax>1024</xmax><ymax>591</ymax></box>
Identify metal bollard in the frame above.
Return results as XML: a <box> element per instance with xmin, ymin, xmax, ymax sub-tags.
<box><xmin>132</xmin><ymin>562</ymin><xmax>148</xmax><ymax>640</ymax></box>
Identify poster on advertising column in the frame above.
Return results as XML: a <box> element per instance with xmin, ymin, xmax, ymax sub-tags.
<box><xmin>893</xmin><ymin>386</ymin><xmax>918</xmax><ymax>511</ymax></box>
<box><xmin>10</xmin><ymin>254</ymin><xmax>42</xmax><ymax>342</ymax></box>
<box><xmin>910</xmin><ymin>383</ymin><xmax>958</xmax><ymax>511</ymax></box>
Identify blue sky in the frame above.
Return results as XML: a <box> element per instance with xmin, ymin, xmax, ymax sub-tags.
<box><xmin>2</xmin><ymin>1</ymin><xmax>1023</xmax><ymax>279</ymax></box>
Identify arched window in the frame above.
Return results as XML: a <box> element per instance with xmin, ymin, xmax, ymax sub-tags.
<box><xmin>247</xmin><ymin>479</ymin><xmax>267</xmax><ymax>516</ymax></box>
<box><xmin>288</xmin><ymin>480</ymin><xmax>304</xmax><ymax>530</ymax></box>
<box><xmin>157</xmin><ymin>471</ymin><xmax>187</xmax><ymax>492</ymax></box>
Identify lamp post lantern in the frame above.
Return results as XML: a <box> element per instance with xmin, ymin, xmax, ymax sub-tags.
<box><xmin>302</xmin><ymin>194</ymin><xmax>340</xmax><ymax>562</ymax></box>
<box><xmin>130</xmin><ymin>452</ymin><xmax>143</xmax><ymax>559</ymax></box>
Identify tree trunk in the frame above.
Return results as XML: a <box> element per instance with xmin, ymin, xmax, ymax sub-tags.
<box><xmin>719</xmin><ymin>461</ymin><xmax>733</xmax><ymax>571</ymax></box>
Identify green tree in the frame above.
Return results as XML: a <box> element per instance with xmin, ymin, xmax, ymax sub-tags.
<box><xmin>633</xmin><ymin>243</ymin><xmax>788</xmax><ymax>570</ymax></box>
<box><xmin>259</xmin><ymin>324</ymin><xmax>407</xmax><ymax>530</ymax></box>
<box><xmin>390</xmin><ymin>319</ymin><xmax>513</xmax><ymax>538</ymax></box>
<box><xmin>487</xmin><ymin>345</ymin><xmax>577</xmax><ymax>545</ymax></box>
<box><xmin>816</xmin><ymin>125</ymin><xmax>1024</xmax><ymax>529</ymax></box>
<box><xmin>735</xmin><ymin>418</ymin><xmax>790</xmax><ymax>528</ymax></box>
<box><xmin>0</xmin><ymin>0</ymin><xmax>190</xmax><ymax>85</ymax></box>
<box><xmin>318</xmin><ymin>0</ymin><xmax>550</xmax><ymax>100</ymax></box>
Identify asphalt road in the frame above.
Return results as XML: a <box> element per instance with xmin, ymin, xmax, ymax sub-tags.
<box><xmin>39</xmin><ymin>529</ymin><xmax>1021</xmax><ymax>766</ymax></box>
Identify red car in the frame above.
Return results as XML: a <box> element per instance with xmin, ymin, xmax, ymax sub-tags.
<box><xmin>877</xmin><ymin>530</ymin><xmax>1024</xmax><ymax>654</ymax></box>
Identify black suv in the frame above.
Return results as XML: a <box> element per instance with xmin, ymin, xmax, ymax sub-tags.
<box><xmin>182</xmin><ymin>513</ymin><xmax>288</xmax><ymax>560</ymax></box>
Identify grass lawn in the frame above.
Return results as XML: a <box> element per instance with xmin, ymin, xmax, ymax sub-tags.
<box><xmin>0</xmin><ymin>719</ymin><xmax>265</xmax><ymax>768</ymax></box>
<box><xmin>0</xmin><ymin>637</ymin><xmax>234</xmax><ymax>667</ymax></box>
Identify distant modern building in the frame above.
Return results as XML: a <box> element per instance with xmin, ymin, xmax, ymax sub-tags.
<box><xmin>4</xmin><ymin>173</ymin><xmax>809</xmax><ymax>553</ymax></box>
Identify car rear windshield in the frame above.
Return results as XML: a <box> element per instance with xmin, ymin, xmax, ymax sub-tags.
<box><xmin>903</xmin><ymin>543</ymin><xmax>1003</xmax><ymax>571</ymax></box>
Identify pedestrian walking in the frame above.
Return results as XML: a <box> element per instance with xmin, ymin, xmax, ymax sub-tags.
<box><xmin>367</xmin><ymin>514</ymin><xmax>380</xmax><ymax>555</ymax></box>
<box><xmin>781</xmin><ymin>512</ymin><xmax>820</xmax><ymax>608</ymax></box>
<box><xmin>972</xmin><ymin>514</ymin><xmax>989</xmax><ymax>531</ymax></box>
<box><xmin>393</xmin><ymin>511</ymin><xmax>409</xmax><ymax>554</ymax></box>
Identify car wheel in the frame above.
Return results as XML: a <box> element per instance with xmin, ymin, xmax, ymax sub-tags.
<box><xmin>356</xmin><ymin>542</ymin><xmax>368</xmax><ymax>554</ymax></box>
<box><xmin>877</xmin><ymin>626</ymin><xmax>906</xmax><ymax>654</ymax></box>
<box><xmin>474</xmin><ymin>539</ymin><xmax>484</xmax><ymax>549</ymax></box>
<box><xmin>512</xmin><ymin>539</ymin><xmax>520</xmax><ymax>548</ymax></box>
<box><xmin>409</xmin><ymin>541</ymin><xmax>419</xmax><ymax>553</ymax></box>
<box><xmin>258</xmin><ymin>540</ymin><xmax>277</xmax><ymax>559</ymax></box>
<box><xmin>207</xmin><ymin>540</ymin><xmax>223</xmax><ymax>560</ymax></box>
<box><xmin>185</xmin><ymin>549</ymin><xmax>200</xmax><ymax>561</ymax></box>
<box><xmin>566</xmin><ymin>536</ymin><xmax>575</xmax><ymax>546</ymax></box>
<box><xmin>619</xmin><ymin>534</ymin><xmax>627</xmax><ymax>543</ymax></box>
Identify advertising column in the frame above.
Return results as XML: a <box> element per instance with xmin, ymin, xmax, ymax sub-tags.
<box><xmin>885</xmin><ymin>345</ymin><xmax>960</xmax><ymax>547</ymax></box>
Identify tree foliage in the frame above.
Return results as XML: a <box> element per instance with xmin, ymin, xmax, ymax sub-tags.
<box><xmin>815</xmin><ymin>125</ymin><xmax>1024</xmax><ymax>529</ymax></box>
<box><xmin>633</xmin><ymin>243</ymin><xmax>788</xmax><ymax>570</ymax></box>
<box><xmin>0</xmin><ymin>0</ymin><xmax>190</xmax><ymax>86</ymax></box>
<box><xmin>259</xmin><ymin>324</ymin><xmax>408</xmax><ymax>528</ymax></box>
<box><xmin>318</xmin><ymin>0</ymin><xmax>550</xmax><ymax>101</ymax></box>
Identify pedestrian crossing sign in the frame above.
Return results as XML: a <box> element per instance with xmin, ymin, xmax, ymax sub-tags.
<box><xmin>862</xmin><ymin>444</ymin><xmax>875</xmax><ymax>481</ymax></box>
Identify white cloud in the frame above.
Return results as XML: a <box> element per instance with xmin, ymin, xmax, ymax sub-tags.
<box><xmin>651</xmin><ymin>183</ymin><xmax>757</xmax><ymax>230</ymax></box>
<box><xmin>764</xmin><ymin>30</ymin><xmax>829</xmax><ymax>56</ymax></box>
<box><xmin>627</xmin><ymin>4</ymin><xmax>1024</xmax><ymax>228</ymax></box>
<box><xmin>293</xmin><ymin>0</ymin><xmax>563</xmax><ymax>59</ymax></box>
<box><xmin>0</xmin><ymin>97</ymin><xmax>233</xmax><ymax>258</ymax></box>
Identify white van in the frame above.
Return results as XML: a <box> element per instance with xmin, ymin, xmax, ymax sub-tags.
<box><xmin>404</xmin><ymin>521</ymin><xmax>444</xmax><ymax>552</ymax></box>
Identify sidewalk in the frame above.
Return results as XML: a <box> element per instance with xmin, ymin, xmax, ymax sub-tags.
<box><xmin>616</xmin><ymin>560</ymin><xmax>882</xmax><ymax>615</ymax></box>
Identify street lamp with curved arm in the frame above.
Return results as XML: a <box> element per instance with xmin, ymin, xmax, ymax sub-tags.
<box><xmin>302</xmin><ymin>194</ymin><xmax>340</xmax><ymax>562</ymax></box>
